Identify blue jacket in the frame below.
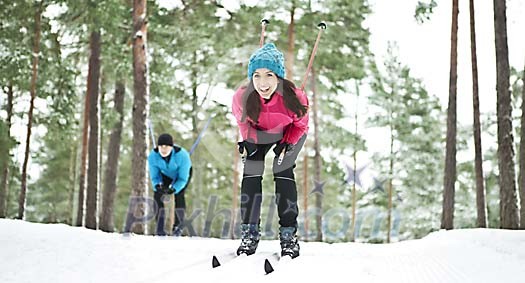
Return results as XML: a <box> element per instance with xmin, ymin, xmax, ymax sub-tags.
<box><xmin>148</xmin><ymin>145</ymin><xmax>192</xmax><ymax>194</ymax></box>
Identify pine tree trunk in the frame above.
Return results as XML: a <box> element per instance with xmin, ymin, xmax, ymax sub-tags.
<box><xmin>231</xmin><ymin>132</ymin><xmax>240</xmax><ymax>239</ymax></box>
<box><xmin>191</xmin><ymin>54</ymin><xmax>201</xmax><ymax>234</ymax></box>
<box><xmin>285</xmin><ymin>2</ymin><xmax>295</xmax><ymax>80</ymax></box>
<box><xmin>100</xmin><ymin>80</ymin><xmax>125</xmax><ymax>232</ymax></box>
<box><xmin>387</xmin><ymin>108</ymin><xmax>394</xmax><ymax>243</ymax></box>
<box><xmin>126</xmin><ymin>0</ymin><xmax>149</xmax><ymax>234</ymax></box>
<box><xmin>0</xmin><ymin>84</ymin><xmax>14</xmax><ymax>218</ymax></box>
<box><xmin>520</xmin><ymin>64</ymin><xmax>525</xmax><ymax>229</ymax></box>
<box><xmin>68</xmin><ymin>143</ymin><xmax>77</xmax><ymax>225</ymax></box>
<box><xmin>469</xmin><ymin>0</ymin><xmax>487</xmax><ymax>228</ymax></box>
<box><xmin>441</xmin><ymin>0</ymin><xmax>459</xmax><ymax>230</ymax></box>
<box><xmin>19</xmin><ymin>2</ymin><xmax>43</xmax><ymax>219</ymax></box>
<box><xmin>311</xmin><ymin>67</ymin><xmax>323</xmax><ymax>241</ymax></box>
<box><xmin>302</xmin><ymin>148</ymin><xmax>309</xmax><ymax>241</ymax></box>
<box><xmin>177</xmin><ymin>53</ymin><xmax>201</xmax><ymax>235</ymax></box>
<box><xmin>98</xmin><ymin>74</ymin><xmax>106</xmax><ymax>223</ymax></box>
<box><xmin>76</xmin><ymin>80</ymin><xmax>90</xmax><ymax>227</ymax></box>
<box><xmin>85</xmin><ymin>30</ymin><xmax>102</xmax><ymax>230</ymax></box>
<box><xmin>284</xmin><ymin>0</ymin><xmax>298</xmax><ymax>241</ymax></box>
<box><xmin>350</xmin><ymin>81</ymin><xmax>360</xmax><ymax>242</ymax></box>
<box><xmin>493</xmin><ymin>0</ymin><xmax>519</xmax><ymax>229</ymax></box>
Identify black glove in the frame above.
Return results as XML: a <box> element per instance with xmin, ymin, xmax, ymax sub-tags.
<box><xmin>166</xmin><ymin>184</ymin><xmax>176</xmax><ymax>194</ymax></box>
<box><xmin>155</xmin><ymin>183</ymin><xmax>174</xmax><ymax>194</ymax></box>
<box><xmin>238</xmin><ymin>140</ymin><xmax>258</xmax><ymax>157</ymax></box>
<box><xmin>273</xmin><ymin>142</ymin><xmax>295</xmax><ymax>157</ymax></box>
<box><xmin>274</xmin><ymin>142</ymin><xmax>295</xmax><ymax>165</ymax></box>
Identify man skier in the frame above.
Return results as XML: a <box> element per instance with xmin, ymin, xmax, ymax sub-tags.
<box><xmin>148</xmin><ymin>133</ymin><xmax>192</xmax><ymax>236</ymax></box>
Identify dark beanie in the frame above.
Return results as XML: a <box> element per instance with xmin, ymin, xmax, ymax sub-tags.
<box><xmin>157</xmin><ymin>133</ymin><xmax>173</xmax><ymax>146</ymax></box>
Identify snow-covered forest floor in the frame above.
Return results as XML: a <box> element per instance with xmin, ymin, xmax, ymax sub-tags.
<box><xmin>1</xmin><ymin>219</ymin><xmax>524</xmax><ymax>283</ymax></box>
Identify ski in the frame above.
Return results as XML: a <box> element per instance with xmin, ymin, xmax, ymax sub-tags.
<box><xmin>212</xmin><ymin>255</ymin><xmax>221</xmax><ymax>268</ymax></box>
<box><xmin>213</xmin><ymin>249</ymin><xmax>299</xmax><ymax>274</ymax></box>
<box><xmin>264</xmin><ymin>253</ymin><xmax>293</xmax><ymax>274</ymax></box>
<box><xmin>264</xmin><ymin>258</ymin><xmax>274</xmax><ymax>274</ymax></box>
<box><xmin>211</xmin><ymin>252</ymin><xmax>245</xmax><ymax>268</ymax></box>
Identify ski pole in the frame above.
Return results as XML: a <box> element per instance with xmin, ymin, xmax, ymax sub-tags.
<box><xmin>240</xmin><ymin>18</ymin><xmax>270</xmax><ymax>163</ymax></box>
<box><xmin>259</xmin><ymin>18</ymin><xmax>269</xmax><ymax>47</ymax></box>
<box><xmin>300</xmin><ymin>22</ymin><xmax>327</xmax><ymax>91</ymax></box>
<box><xmin>148</xmin><ymin>119</ymin><xmax>156</xmax><ymax>148</ymax></box>
<box><xmin>189</xmin><ymin>115</ymin><xmax>213</xmax><ymax>155</ymax></box>
<box><xmin>279</xmin><ymin>22</ymin><xmax>326</xmax><ymax>165</ymax></box>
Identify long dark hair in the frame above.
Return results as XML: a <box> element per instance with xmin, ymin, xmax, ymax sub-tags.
<box><xmin>241</xmin><ymin>78</ymin><xmax>308</xmax><ymax>123</ymax></box>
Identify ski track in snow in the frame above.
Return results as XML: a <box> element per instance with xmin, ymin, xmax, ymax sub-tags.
<box><xmin>1</xmin><ymin>220</ymin><xmax>524</xmax><ymax>283</ymax></box>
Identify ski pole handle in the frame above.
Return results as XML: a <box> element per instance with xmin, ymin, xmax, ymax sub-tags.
<box><xmin>300</xmin><ymin>22</ymin><xmax>327</xmax><ymax>90</ymax></box>
<box><xmin>259</xmin><ymin>18</ymin><xmax>270</xmax><ymax>47</ymax></box>
<box><xmin>277</xmin><ymin>149</ymin><xmax>285</xmax><ymax>165</ymax></box>
<box><xmin>241</xmin><ymin>151</ymin><xmax>247</xmax><ymax>164</ymax></box>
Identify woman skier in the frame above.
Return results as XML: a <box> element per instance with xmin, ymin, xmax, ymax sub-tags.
<box><xmin>232</xmin><ymin>42</ymin><xmax>309</xmax><ymax>258</ymax></box>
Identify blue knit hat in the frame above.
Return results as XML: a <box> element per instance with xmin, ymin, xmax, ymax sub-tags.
<box><xmin>247</xmin><ymin>43</ymin><xmax>285</xmax><ymax>79</ymax></box>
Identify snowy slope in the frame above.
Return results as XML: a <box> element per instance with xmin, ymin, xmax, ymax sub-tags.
<box><xmin>1</xmin><ymin>219</ymin><xmax>524</xmax><ymax>283</ymax></box>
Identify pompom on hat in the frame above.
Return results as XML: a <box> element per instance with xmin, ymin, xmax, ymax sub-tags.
<box><xmin>247</xmin><ymin>43</ymin><xmax>285</xmax><ymax>79</ymax></box>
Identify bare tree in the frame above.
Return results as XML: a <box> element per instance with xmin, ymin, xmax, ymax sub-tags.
<box><xmin>469</xmin><ymin>0</ymin><xmax>487</xmax><ymax>228</ymax></box>
<box><xmin>441</xmin><ymin>0</ymin><xmax>459</xmax><ymax>230</ymax></box>
<box><xmin>125</xmin><ymin>0</ymin><xmax>149</xmax><ymax>234</ymax></box>
<box><xmin>18</xmin><ymin>2</ymin><xmax>43</xmax><ymax>219</ymax></box>
<box><xmin>493</xmin><ymin>0</ymin><xmax>519</xmax><ymax>229</ymax></box>
<box><xmin>100</xmin><ymin>81</ymin><xmax>125</xmax><ymax>232</ymax></box>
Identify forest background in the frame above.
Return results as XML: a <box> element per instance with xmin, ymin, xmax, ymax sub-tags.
<box><xmin>1</xmin><ymin>0</ymin><xmax>524</xmax><ymax>243</ymax></box>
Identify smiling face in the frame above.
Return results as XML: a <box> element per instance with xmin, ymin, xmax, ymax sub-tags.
<box><xmin>252</xmin><ymin>68</ymin><xmax>279</xmax><ymax>99</ymax></box>
<box><xmin>158</xmin><ymin>145</ymin><xmax>173</xmax><ymax>157</ymax></box>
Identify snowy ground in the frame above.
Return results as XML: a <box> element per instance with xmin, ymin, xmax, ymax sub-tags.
<box><xmin>1</xmin><ymin>219</ymin><xmax>524</xmax><ymax>283</ymax></box>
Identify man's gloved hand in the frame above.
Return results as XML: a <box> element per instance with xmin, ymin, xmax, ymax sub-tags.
<box><xmin>155</xmin><ymin>183</ymin><xmax>164</xmax><ymax>193</ymax></box>
<box><xmin>156</xmin><ymin>183</ymin><xmax>173</xmax><ymax>194</ymax></box>
<box><xmin>167</xmin><ymin>184</ymin><xmax>176</xmax><ymax>195</ymax></box>
<box><xmin>238</xmin><ymin>140</ymin><xmax>258</xmax><ymax>157</ymax></box>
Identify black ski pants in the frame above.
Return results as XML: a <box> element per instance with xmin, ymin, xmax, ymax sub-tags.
<box><xmin>154</xmin><ymin>168</ymin><xmax>192</xmax><ymax>235</ymax></box>
<box><xmin>241</xmin><ymin>134</ymin><xmax>307</xmax><ymax>228</ymax></box>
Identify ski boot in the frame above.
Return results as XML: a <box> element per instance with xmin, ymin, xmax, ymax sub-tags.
<box><xmin>279</xmin><ymin>226</ymin><xmax>300</xmax><ymax>258</ymax></box>
<box><xmin>172</xmin><ymin>225</ymin><xmax>183</xmax><ymax>237</ymax></box>
<box><xmin>236</xmin><ymin>223</ymin><xmax>260</xmax><ymax>256</ymax></box>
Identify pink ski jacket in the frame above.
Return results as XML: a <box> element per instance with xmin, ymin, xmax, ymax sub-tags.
<box><xmin>232</xmin><ymin>86</ymin><xmax>309</xmax><ymax>145</ymax></box>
